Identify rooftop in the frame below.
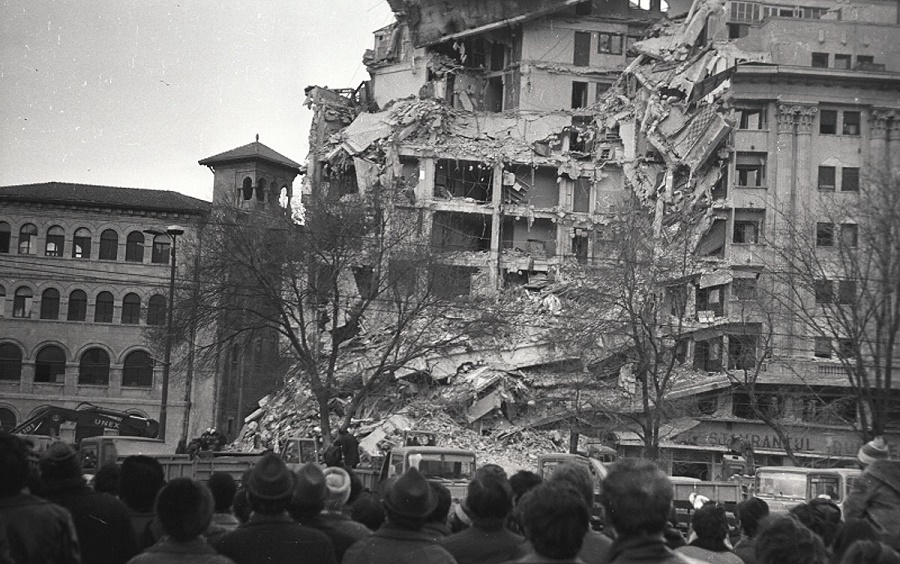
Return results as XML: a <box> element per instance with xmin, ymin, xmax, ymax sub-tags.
<box><xmin>199</xmin><ymin>140</ymin><xmax>302</xmax><ymax>172</ymax></box>
<box><xmin>0</xmin><ymin>182</ymin><xmax>210</xmax><ymax>214</ymax></box>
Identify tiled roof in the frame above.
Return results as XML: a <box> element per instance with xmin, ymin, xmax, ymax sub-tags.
<box><xmin>0</xmin><ymin>182</ymin><xmax>210</xmax><ymax>214</ymax></box>
<box><xmin>198</xmin><ymin>140</ymin><xmax>302</xmax><ymax>171</ymax></box>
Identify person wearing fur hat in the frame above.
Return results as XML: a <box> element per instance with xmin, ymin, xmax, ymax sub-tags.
<box><xmin>844</xmin><ymin>438</ymin><xmax>900</xmax><ymax>551</ymax></box>
<box><xmin>320</xmin><ymin>467</ymin><xmax>371</xmax><ymax>541</ymax></box>
<box><xmin>858</xmin><ymin>437</ymin><xmax>890</xmax><ymax>469</ymax></box>
<box><xmin>39</xmin><ymin>441</ymin><xmax>139</xmax><ymax>564</ymax></box>
<box><xmin>128</xmin><ymin>478</ymin><xmax>235</xmax><ymax>564</ymax></box>
<box><xmin>213</xmin><ymin>453</ymin><xmax>336</xmax><ymax>564</ymax></box>
<box><xmin>288</xmin><ymin>462</ymin><xmax>359</xmax><ymax>562</ymax></box>
<box><xmin>342</xmin><ymin>467</ymin><xmax>457</xmax><ymax>564</ymax></box>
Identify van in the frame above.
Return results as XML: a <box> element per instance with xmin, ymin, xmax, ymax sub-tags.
<box><xmin>754</xmin><ymin>466</ymin><xmax>860</xmax><ymax>513</ymax></box>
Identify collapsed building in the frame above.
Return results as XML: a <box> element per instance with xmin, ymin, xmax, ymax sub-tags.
<box><xmin>247</xmin><ymin>0</ymin><xmax>900</xmax><ymax>475</ymax></box>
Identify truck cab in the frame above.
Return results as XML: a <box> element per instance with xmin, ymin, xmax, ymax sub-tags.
<box><xmin>379</xmin><ymin>446</ymin><xmax>476</xmax><ymax>500</ymax></box>
<box><xmin>754</xmin><ymin>466</ymin><xmax>860</xmax><ymax>513</ymax></box>
<box><xmin>79</xmin><ymin>436</ymin><xmax>173</xmax><ymax>474</ymax></box>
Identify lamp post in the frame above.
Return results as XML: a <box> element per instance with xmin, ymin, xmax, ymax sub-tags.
<box><xmin>145</xmin><ymin>225</ymin><xmax>184</xmax><ymax>442</ymax></box>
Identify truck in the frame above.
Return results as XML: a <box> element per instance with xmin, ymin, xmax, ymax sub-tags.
<box><xmin>669</xmin><ymin>476</ymin><xmax>748</xmax><ymax>540</ymax></box>
<box><xmin>354</xmin><ymin>445</ymin><xmax>476</xmax><ymax>501</ymax></box>
<box><xmin>754</xmin><ymin>466</ymin><xmax>860</xmax><ymax>514</ymax></box>
<box><xmin>13</xmin><ymin>403</ymin><xmax>159</xmax><ymax>442</ymax></box>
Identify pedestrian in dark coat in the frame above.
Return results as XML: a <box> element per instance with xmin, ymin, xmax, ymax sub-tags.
<box><xmin>549</xmin><ymin>463</ymin><xmax>612</xmax><ymax>564</ymax></box>
<box><xmin>336</xmin><ymin>428</ymin><xmax>360</xmax><ymax>469</ymax></box>
<box><xmin>342</xmin><ymin>468</ymin><xmax>457</xmax><ymax>564</ymax></box>
<box><xmin>203</xmin><ymin>472</ymin><xmax>240</xmax><ymax>545</ymax></box>
<box><xmin>213</xmin><ymin>453</ymin><xmax>336</xmax><ymax>564</ymax></box>
<box><xmin>120</xmin><ymin>455</ymin><xmax>166</xmax><ymax>549</ymax></box>
<box><xmin>128</xmin><ymin>478</ymin><xmax>235</xmax><ymax>564</ymax></box>
<box><xmin>499</xmin><ymin>481</ymin><xmax>588</xmax><ymax>564</ymax></box>
<box><xmin>422</xmin><ymin>483</ymin><xmax>453</xmax><ymax>541</ymax></box>
<box><xmin>732</xmin><ymin>497</ymin><xmax>768</xmax><ymax>564</ymax></box>
<box><xmin>442</xmin><ymin>472</ymin><xmax>527</xmax><ymax>564</ymax></box>
<box><xmin>0</xmin><ymin>432</ymin><xmax>81</xmax><ymax>564</ymax></box>
<box><xmin>40</xmin><ymin>441</ymin><xmax>139</xmax><ymax>564</ymax></box>
<box><xmin>321</xmin><ymin>467</ymin><xmax>371</xmax><ymax>541</ymax></box>
<box><xmin>843</xmin><ymin>458</ymin><xmax>900</xmax><ymax>550</ymax></box>
<box><xmin>289</xmin><ymin>462</ymin><xmax>359</xmax><ymax>563</ymax></box>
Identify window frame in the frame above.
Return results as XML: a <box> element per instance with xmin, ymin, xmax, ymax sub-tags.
<box><xmin>13</xmin><ymin>287</ymin><xmax>33</xmax><ymax>318</ymax></box>
<box><xmin>819</xmin><ymin>110</ymin><xmax>837</xmax><ymax>135</ymax></box>
<box><xmin>67</xmin><ymin>290</ymin><xmax>88</xmax><ymax>321</ymax></box>
<box><xmin>72</xmin><ymin>228</ymin><xmax>92</xmax><ymax>259</ymax></box>
<box><xmin>99</xmin><ymin>229</ymin><xmax>119</xmax><ymax>260</ymax></box>
<box><xmin>735</xmin><ymin>152</ymin><xmax>767</xmax><ymax>188</ymax></box>
<box><xmin>94</xmin><ymin>291</ymin><xmax>114</xmax><ymax>323</ymax></box>
<box><xmin>814</xmin><ymin>337</ymin><xmax>832</xmax><ymax>358</ymax></box>
<box><xmin>816</xmin><ymin>223</ymin><xmax>835</xmax><ymax>247</ymax></box>
<box><xmin>125</xmin><ymin>232</ymin><xmax>145</xmax><ymax>263</ymax></box>
<box><xmin>841</xmin><ymin>167</ymin><xmax>859</xmax><ymax>192</ymax></box>
<box><xmin>18</xmin><ymin>223</ymin><xmax>37</xmax><ymax>255</ymax></box>
<box><xmin>35</xmin><ymin>345</ymin><xmax>67</xmax><ymax>383</ymax></box>
<box><xmin>597</xmin><ymin>32</ymin><xmax>623</xmax><ymax>55</ymax></box>
<box><xmin>78</xmin><ymin>348</ymin><xmax>110</xmax><ymax>386</ymax></box>
<box><xmin>122</xmin><ymin>350</ymin><xmax>154</xmax><ymax>388</ymax></box>
<box><xmin>0</xmin><ymin>222</ymin><xmax>10</xmax><ymax>253</ymax></box>
<box><xmin>121</xmin><ymin>293</ymin><xmax>141</xmax><ymax>324</ymax></box>
<box><xmin>151</xmin><ymin>235</ymin><xmax>170</xmax><ymax>264</ymax></box>
<box><xmin>842</xmin><ymin>111</ymin><xmax>861</xmax><ymax>136</ymax></box>
<box><xmin>45</xmin><ymin>226</ymin><xmax>65</xmax><ymax>257</ymax></box>
<box><xmin>40</xmin><ymin>288</ymin><xmax>60</xmax><ymax>320</ymax></box>
<box><xmin>817</xmin><ymin>166</ymin><xmax>836</xmax><ymax>191</ymax></box>
<box><xmin>840</xmin><ymin>223</ymin><xmax>858</xmax><ymax>248</ymax></box>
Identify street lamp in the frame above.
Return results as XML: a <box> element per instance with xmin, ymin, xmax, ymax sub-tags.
<box><xmin>144</xmin><ymin>225</ymin><xmax>185</xmax><ymax>442</ymax></box>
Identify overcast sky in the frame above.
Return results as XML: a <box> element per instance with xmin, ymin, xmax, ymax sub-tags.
<box><xmin>0</xmin><ymin>0</ymin><xmax>395</xmax><ymax>201</ymax></box>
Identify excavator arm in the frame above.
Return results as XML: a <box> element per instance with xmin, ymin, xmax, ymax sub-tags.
<box><xmin>13</xmin><ymin>403</ymin><xmax>159</xmax><ymax>439</ymax></box>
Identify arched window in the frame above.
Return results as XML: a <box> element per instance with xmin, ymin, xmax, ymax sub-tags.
<box><xmin>147</xmin><ymin>295</ymin><xmax>166</xmax><ymax>325</ymax></box>
<box><xmin>125</xmin><ymin>232</ymin><xmax>145</xmax><ymax>262</ymax></box>
<box><xmin>151</xmin><ymin>234</ymin><xmax>170</xmax><ymax>264</ymax></box>
<box><xmin>67</xmin><ymin>290</ymin><xmax>87</xmax><ymax>321</ymax></box>
<box><xmin>72</xmin><ymin>228</ymin><xmax>92</xmax><ymax>259</ymax></box>
<box><xmin>40</xmin><ymin>288</ymin><xmax>60</xmax><ymax>320</ymax></box>
<box><xmin>0</xmin><ymin>284</ymin><xmax>5</xmax><ymax>317</ymax></box>
<box><xmin>256</xmin><ymin>178</ymin><xmax>267</xmax><ymax>202</ymax></box>
<box><xmin>242</xmin><ymin>177</ymin><xmax>253</xmax><ymax>201</ymax></box>
<box><xmin>122</xmin><ymin>293</ymin><xmax>141</xmax><ymax>324</ymax></box>
<box><xmin>99</xmin><ymin>229</ymin><xmax>119</xmax><ymax>260</ymax></box>
<box><xmin>78</xmin><ymin>348</ymin><xmax>110</xmax><ymax>385</ymax></box>
<box><xmin>18</xmin><ymin>223</ymin><xmax>37</xmax><ymax>254</ymax></box>
<box><xmin>35</xmin><ymin>345</ymin><xmax>66</xmax><ymax>383</ymax></box>
<box><xmin>45</xmin><ymin>225</ymin><xmax>64</xmax><ymax>257</ymax></box>
<box><xmin>0</xmin><ymin>343</ymin><xmax>23</xmax><ymax>381</ymax></box>
<box><xmin>13</xmin><ymin>287</ymin><xmax>33</xmax><ymax>318</ymax></box>
<box><xmin>0</xmin><ymin>222</ymin><xmax>10</xmax><ymax>253</ymax></box>
<box><xmin>122</xmin><ymin>350</ymin><xmax>153</xmax><ymax>387</ymax></box>
<box><xmin>0</xmin><ymin>407</ymin><xmax>16</xmax><ymax>431</ymax></box>
<box><xmin>94</xmin><ymin>291</ymin><xmax>114</xmax><ymax>323</ymax></box>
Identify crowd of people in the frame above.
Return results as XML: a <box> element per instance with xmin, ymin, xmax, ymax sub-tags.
<box><xmin>1</xmin><ymin>430</ymin><xmax>899</xmax><ymax>564</ymax></box>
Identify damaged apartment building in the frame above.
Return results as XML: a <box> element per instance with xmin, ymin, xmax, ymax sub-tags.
<box><xmin>304</xmin><ymin>0</ymin><xmax>900</xmax><ymax>470</ymax></box>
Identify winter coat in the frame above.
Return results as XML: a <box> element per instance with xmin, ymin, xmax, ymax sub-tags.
<box><xmin>203</xmin><ymin>513</ymin><xmax>241</xmax><ymax>546</ymax></box>
<box><xmin>732</xmin><ymin>536</ymin><xmax>757</xmax><ymax>564</ymax></box>
<box><xmin>42</xmin><ymin>479</ymin><xmax>139</xmax><ymax>564</ymax></box>
<box><xmin>441</xmin><ymin>521</ymin><xmax>528</xmax><ymax>564</ymax></box>
<box><xmin>128</xmin><ymin>537</ymin><xmax>235</xmax><ymax>564</ymax></box>
<box><xmin>843</xmin><ymin>459</ymin><xmax>900</xmax><ymax>549</ymax></box>
<box><xmin>298</xmin><ymin>514</ymin><xmax>361</xmax><ymax>563</ymax></box>
<box><xmin>213</xmin><ymin>512</ymin><xmax>337</xmax><ymax>564</ymax></box>
<box><xmin>675</xmin><ymin>545</ymin><xmax>743</xmax><ymax>564</ymax></box>
<box><xmin>608</xmin><ymin>534</ymin><xmax>705</xmax><ymax>564</ymax></box>
<box><xmin>0</xmin><ymin>492</ymin><xmax>81</xmax><ymax>564</ymax></box>
<box><xmin>342</xmin><ymin>522</ymin><xmax>457</xmax><ymax>564</ymax></box>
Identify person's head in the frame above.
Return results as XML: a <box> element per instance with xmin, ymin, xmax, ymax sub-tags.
<box><xmin>232</xmin><ymin>488</ymin><xmax>252</xmax><ymax>523</ymax></box>
<box><xmin>831</xmin><ymin>519</ymin><xmax>878</xmax><ymax>564</ymax></box>
<box><xmin>382</xmin><ymin>468</ymin><xmax>437</xmax><ymax>531</ymax></box>
<box><xmin>509</xmin><ymin>470</ymin><xmax>542</xmax><ymax>505</ymax></box>
<box><xmin>737</xmin><ymin>497</ymin><xmax>769</xmax><ymax>538</ymax></box>
<box><xmin>465</xmin><ymin>473</ymin><xmax>513</xmax><ymax>523</ymax></box>
<box><xmin>858</xmin><ymin>436</ymin><xmax>890</xmax><ymax>469</ymax></box>
<box><xmin>840</xmin><ymin>541</ymin><xmax>900</xmax><ymax>564</ymax></box>
<box><xmin>474</xmin><ymin>464</ymin><xmax>508</xmax><ymax>481</ymax></box>
<box><xmin>247</xmin><ymin>453</ymin><xmax>295</xmax><ymax>515</ymax></box>
<box><xmin>119</xmin><ymin>455</ymin><xmax>165</xmax><ymax>512</ymax></box>
<box><xmin>426</xmin><ymin>482</ymin><xmax>452</xmax><ymax>525</ymax></box>
<box><xmin>600</xmin><ymin>458</ymin><xmax>673</xmax><ymax>537</ymax></box>
<box><xmin>518</xmin><ymin>481</ymin><xmax>589</xmax><ymax>560</ymax></box>
<box><xmin>39</xmin><ymin>441</ymin><xmax>83</xmax><ymax>484</ymax></box>
<box><xmin>92</xmin><ymin>463</ymin><xmax>120</xmax><ymax>495</ymax></box>
<box><xmin>289</xmin><ymin>462</ymin><xmax>327</xmax><ymax>521</ymax></box>
<box><xmin>691</xmin><ymin>502</ymin><xmax>730</xmax><ymax>552</ymax></box>
<box><xmin>323</xmin><ymin>466</ymin><xmax>352</xmax><ymax>511</ymax></box>
<box><xmin>755</xmin><ymin>515</ymin><xmax>828</xmax><ymax>564</ymax></box>
<box><xmin>154</xmin><ymin>478</ymin><xmax>214</xmax><ymax>542</ymax></box>
<box><xmin>350</xmin><ymin>490</ymin><xmax>385</xmax><ymax>531</ymax></box>
<box><xmin>549</xmin><ymin>463</ymin><xmax>594</xmax><ymax>507</ymax></box>
<box><xmin>790</xmin><ymin>499</ymin><xmax>841</xmax><ymax>547</ymax></box>
<box><xmin>207</xmin><ymin>472</ymin><xmax>237</xmax><ymax>513</ymax></box>
<box><xmin>0</xmin><ymin>432</ymin><xmax>30</xmax><ymax>497</ymax></box>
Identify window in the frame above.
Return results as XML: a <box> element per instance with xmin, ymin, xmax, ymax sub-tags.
<box><xmin>838</xmin><ymin>338</ymin><xmax>857</xmax><ymax>359</ymax></box>
<box><xmin>44</xmin><ymin>226</ymin><xmax>65</xmax><ymax>256</ymax></box>
<box><xmin>732</xmin><ymin>277</ymin><xmax>758</xmax><ymax>301</ymax></box>
<box><xmin>67</xmin><ymin>290</ymin><xmax>87</xmax><ymax>321</ymax></box>
<box><xmin>834</xmin><ymin>54</ymin><xmax>851</xmax><ymax>69</ymax></box>
<box><xmin>838</xmin><ymin>280</ymin><xmax>856</xmax><ymax>305</ymax></box>
<box><xmin>0</xmin><ymin>222</ymin><xmax>10</xmax><ymax>253</ymax></box>
<box><xmin>78</xmin><ymin>348</ymin><xmax>110</xmax><ymax>386</ymax></box>
<box><xmin>125</xmin><ymin>232</ymin><xmax>144</xmax><ymax>262</ymax></box>
<box><xmin>626</xmin><ymin>35</ymin><xmax>642</xmax><ymax>56</ymax></box>
<box><xmin>573</xmin><ymin>31</ymin><xmax>591</xmax><ymax>66</ymax></box>
<box><xmin>814</xmin><ymin>279</ymin><xmax>833</xmax><ymax>304</ymax></box>
<box><xmin>18</xmin><ymin>224</ymin><xmax>37</xmax><ymax>254</ymax></box>
<box><xmin>121</xmin><ymin>293</ymin><xmax>141</xmax><ymax>324</ymax></box>
<box><xmin>99</xmin><ymin>229</ymin><xmax>119</xmax><ymax>260</ymax></box>
<box><xmin>735</xmin><ymin>153</ymin><xmax>766</xmax><ymax>187</ymax></box>
<box><xmin>40</xmin><ymin>288</ymin><xmax>60</xmax><ymax>320</ymax></box>
<box><xmin>857</xmin><ymin>55</ymin><xmax>874</xmax><ymax>67</ymax></box>
<box><xmin>818</xmin><ymin>166</ymin><xmax>836</xmax><ymax>190</ymax></box>
<box><xmin>572</xmin><ymin>81</ymin><xmax>588</xmax><ymax>109</ymax></box>
<box><xmin>598</xmin><ymin>33</ymin><xmax>623</xmax><ymax>54</ymax></box>
<box><xmin>733</xmin><ymin>210</ymin><xmax>763</xmax><ymax>244</ymax></box>
<box><xmin>731</xmin><ymin>1</ymin><xmax>761</xmax><ymax>22</ymax></box>
<box><xmin>840</xmin><ymin>224</ymin><xmax>858</xmax><ymax>247</ymax></box>
<box><xmin>0</xmin><ymin>343</ymin><xmax>23</xmax><ymax>381</ymax></box>
<box><xmin>814</xmin><ymin>337</ymin><xmax>831</xmax><ymax>358</ymax></box>
<box><xmin>738</xmin><ymin>108</ymin><xmax>766</xmax><ymax>129</ymax></box>
<box><xmin>697</xmin><ymin>285</ymin><xmax>725</xmax><ymax>317</ymax></box>
<box><xmin>811</xmin><ymin>52</ymin><xmax>829</xmax><ymax>68</ymax></box>
<box><xmin>151</xmin><ymin>235</ymin><xmax>170</xmax><ymax>264</ymax></box>
<box><xmin>819</xmin><ymin>110</ymin><xmax>837</xmax><ymax>134</ymax></box>
<box><xmin>0</xmin><ymin>408</ymin><xmax>15</xmax><ymax>432</ymax></box>
<box><xmin>147</xmin><ymin>295</ymin><xmax>166</xmax><ymax>325</ymax></box>
<box><xmin>728</xmin><ymin>334</ymin><xmax>757</xmax><ymax>370</ymax></box>
<box><xmin>816</xmin><ymin>223</ymin><xmax>835</xmax><ymax>247</ymax></box>
<box><xmin>122</xmin><ymin>351</ymin><xmax>153</xmax><ymax>387</ymax></box>
<box><xmin>694</xmin><ymin>337</ymin><xmax>723</xmax><ymax>371</ymax></box>
<box><xmin>13</xmin><ymin>287</ymin><xmax>33</xmax><ymax>318</ymax></box>
<box><xmin>35</xmin><ymin>345</ymin><xmax>66</xmax><ymax>383</ymax></box>
<box><xmin>94</xmin><ymin>292</ymin><xmax>114</xmax><ymax>323</ymax></box>
<box><xmin>0</xmin><ymin>285</ymin><xmax>4</xmax><ymax>317</ymax></box>
<box><xmin>842</xmin><ymin>111</ymin><xmax>860</xmax><ymax>135</ymax></box>
<box><xmin>841</xmin><ymin>167</ymin><xmax>859</xmax><ymax>192</ymax></box>
<box><xmin>72</xmin><ymin>228</ymin><xmax>91</xmax><ymax>259</ymax></box>
<box><xmin>242</xmin><ymin>177</ymin><xmax>253</xmax><ymax>201</ymax></box>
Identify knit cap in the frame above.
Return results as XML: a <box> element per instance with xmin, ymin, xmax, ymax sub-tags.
<box><xmin>858</xmin><ymin>436</ymin><xmax>890</xmax><ymax>466</ymax></box>
<box><xmin>323</xmin><ymin>466</ymin><xmax>352</xmax><ymax>509</ymax></box>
